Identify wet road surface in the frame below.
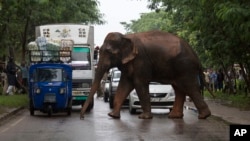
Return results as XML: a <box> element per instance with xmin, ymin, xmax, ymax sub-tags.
<box><xmin>0</xmin><ymin>98</ymin><xmax>229</xmax><ymax>141</ymax></box>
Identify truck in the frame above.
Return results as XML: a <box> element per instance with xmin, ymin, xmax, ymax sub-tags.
<box><xmin>28</xmin><ymin>24</ymin><xmax>95</xmax><ymax>111</ymax></box>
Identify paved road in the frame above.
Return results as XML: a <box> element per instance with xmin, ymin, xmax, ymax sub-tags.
<box><xmin>0</xmin><ymin>98</ymin><xmax>230</xmax><ymax>141</ymax></box>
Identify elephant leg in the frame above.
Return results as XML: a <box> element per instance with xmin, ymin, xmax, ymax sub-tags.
<box><xmin>108</xmin><ymin>79</ymin><xmax>134</xmax><ymax>119</ymax></box>
<box><xmin>168</xmin><ymin>87</ymin><xmax>185</xmax><ymax>118</ymax></box>
<box><xmin>135</xmin><ymin>83</ymin><xmax>153</xmax><ymax>119</ymax></box>
<box><xmin>188</xmin><ymin>89</ymin><xmax>211</xmax><ymax>119</ymax></box>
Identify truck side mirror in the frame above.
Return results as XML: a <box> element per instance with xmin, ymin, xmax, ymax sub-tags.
<box><xmin>94</xmin><ymin>46</ymin><xmax>99</xmax><ymax>60</ymax></box>
<box><xmin>94</xmin><ymin>50</ymin><xmax>98</xmax><ymax>60</ymax></box>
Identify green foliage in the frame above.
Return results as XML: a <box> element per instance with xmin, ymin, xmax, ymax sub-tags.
<box><xmin>0</xmin><ymin>0</ymin><xmax>104</xmax><ymax>62</ymax></box>
<box><xmin>123</xmin><ymin>0</ymin><xmax>250</xmax><ymax>93</ymax></box>
<box><xmin>0</xmin><ymin>95</ymin><xmax>28</xmax><ymax>108</ymax></box>
<box><xmin>121</xmin><ymin>11</ymin><xmax>176</xmax><ymax>33</ymax></box>
<box><xmin>204</xmin><ymin>91</ymin><xmax>250</xmax><ymax>110</ymax></box>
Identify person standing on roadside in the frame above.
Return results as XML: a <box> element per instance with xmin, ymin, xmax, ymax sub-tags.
<box><xmin>20</xmin><ymin>61</ymin><xmax>28</xmax><ymax>89</ymax></box>
<box><xmin>209</xmin><ymin>69</ymin><xmax>217</xmax><ymax>92</ymax></box>
<box><xmin>217</xmin><ymin>69</ymin><xmax>224</xmax><ymax>91</ymax></box>
<box><xmin>4</xmin><ymin>57</ymin><xmax>18</xmax><ymax>95</ymax></box>
<box><xmin>204</xmin><ymin>69</ymin><xmax>210</xmax><ymax>89</ymax></box>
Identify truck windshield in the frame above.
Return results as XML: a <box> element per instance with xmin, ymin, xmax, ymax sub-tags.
<box><xmin>35</xmin><ymin>68</ymin><xmax>63</xmax><ymax>82</ymax></box>
<box><xmin>72</xmin><ymin>47</ymin><xmax>91</xmax><ymax>63</ymax></box>
<box><xmin>112</xmin><ymin>71</ymin><xmax>121</xmax><ymax>82</ymax></box>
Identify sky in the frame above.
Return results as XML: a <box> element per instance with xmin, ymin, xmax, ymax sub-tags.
<box><xmin>94</xmin><ymin>0</ymin><xmax>151</xmax><ymax>46</ymax></box>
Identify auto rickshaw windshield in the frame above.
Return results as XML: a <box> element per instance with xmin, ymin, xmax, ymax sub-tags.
<box><xmin>34</xmin><ymin>68</ymin><xmax>64</xmax><ymax>82</ymax></box>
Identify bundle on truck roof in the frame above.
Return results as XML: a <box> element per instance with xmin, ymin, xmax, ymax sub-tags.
<box><xmin>28</xmin><ymin>37</ymin><xmax>72</xmax><ymax>63</ymax></box>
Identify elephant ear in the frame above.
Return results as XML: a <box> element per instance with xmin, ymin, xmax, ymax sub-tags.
<box><xmin>121</xmin><ymin>37</ymin><xmax>138</xmax><ymax>64</ymax></box>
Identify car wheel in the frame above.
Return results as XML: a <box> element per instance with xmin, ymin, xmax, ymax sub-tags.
<box><xmin>169</xmin><ymin>108</ymin><xmax>173</xmax><ymax>112</ymax></box>
<box><xmin>129</xmin><ymin>106</ymin><xmax>136</xmax><ymax>114</ymax></box>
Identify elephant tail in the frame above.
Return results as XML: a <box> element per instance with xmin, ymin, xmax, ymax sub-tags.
<box><xmin>199</xmin><ymin>68</ymin><xmax>216</xmax><ymax>98</ymax></box>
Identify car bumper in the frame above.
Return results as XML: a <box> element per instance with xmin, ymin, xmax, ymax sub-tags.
<box><xmin>129</xmin><ymin>95</ymin><xmax>175</xmax><ymax>109</ymax></box>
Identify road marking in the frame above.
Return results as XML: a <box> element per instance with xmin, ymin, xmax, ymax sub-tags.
<box><xmin>0</xmin><ymin>127</ymin><xmax>9</xmax><ymax>134</ymax></box>
<box><xmin>0</xmin><ymin>117</ymin><xmax>25</xmax><ymax>134</ymax></box>
<box><xmin>11</xmin><ymin>117</ymin><xmax>25</xmax><ymax>127</ymax></box>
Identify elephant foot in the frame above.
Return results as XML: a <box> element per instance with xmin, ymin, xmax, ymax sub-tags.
<box><xmin>138</xmin><ymin>112</ymin><xmax>153</xmax><ymax>119</ymax></box>
<box><xmin>168</xmin><ymin>111</ymin><xmax>184</xmax><ymax>119</ymax></box>
<box><xmin>108</xmin><ymin>112</ymin><xmax>120</xmax><ymax>119</ymax></box>
<box><xmin>198</xmin><ymin>108</ymin><xmax>211</xmax><ymax>119</ymax></box>
<box><xmin>80</xmin><ymin>109</ymin><xmax>85</xmax><ymax>119</ymax></box>
<box><xmin>80</xmin><ymin>113</ymin><xmax>85</xmax><ymax>120</ymax></box>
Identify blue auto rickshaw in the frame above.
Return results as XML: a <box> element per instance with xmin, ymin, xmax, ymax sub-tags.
<box><xmin>29</xmin><ymin>63</ymin><xmax>72</xmax><ymax>116</ymax></box>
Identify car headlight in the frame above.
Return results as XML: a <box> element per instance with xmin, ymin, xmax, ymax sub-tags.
<box><xmin>169</xmin><ymin>92</ymin><xmax>175</xmax><ymax>97</ymax></box>
<box><xmin>35</xmin><ymin>88</ymin><xmax>41</xmax><ymax>94</ymax></box>
<box><xmin>60</xmin><ymin>88</ymin><xmax>66</xmax><ymax>94</ymax></box>
<box><xmin>168</xmin><ymin>90</ymin><xmax>175</xmax><ymax>97</ymax></box>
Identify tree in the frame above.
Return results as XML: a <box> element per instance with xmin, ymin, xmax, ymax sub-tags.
<box><xmin>0</xmin><ymin>0</ymin><xmax>104</xmax><ymax>61</ymax></box>
<box><xmin>123</xmin><ymin>0</ymin><xmax>250</xmax><ymax>94</ymax></box>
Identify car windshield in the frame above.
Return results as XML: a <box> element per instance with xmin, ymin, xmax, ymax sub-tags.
<box><xmin>35</xmin><ymin>68</ymin><xmax>63</xmax><ymax>82</ymax></box>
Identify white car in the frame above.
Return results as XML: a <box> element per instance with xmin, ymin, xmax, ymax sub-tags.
<box><xmin>129</xmin><ymin>83</ymin><xmax>175</xmax><ymax>114</ymax></box>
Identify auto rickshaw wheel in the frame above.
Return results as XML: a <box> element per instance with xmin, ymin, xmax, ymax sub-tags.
<box><xmin>48</xmin><ymin>105</ymin><xmax>52</xmax><ymax>117</ymax></box>
<box><xmin>29</xmin><ymin>100</ymin><xmax>35</xmax><ymax>116</ymax></box>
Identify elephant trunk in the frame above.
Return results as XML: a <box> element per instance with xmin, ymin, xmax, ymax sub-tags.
<box><xmin>80</xmin><ymin>64</ymin><xmax>108</xmax><ymax>119</ymax></box>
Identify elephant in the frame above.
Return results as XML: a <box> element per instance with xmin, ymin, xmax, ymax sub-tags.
<box><xmin>80</xmin><ymin>30</ymin><xmax>211</xmax><ymax>119</ymax></box>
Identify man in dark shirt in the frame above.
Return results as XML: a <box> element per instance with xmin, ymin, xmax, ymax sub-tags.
<box><xmin>5</xmin><ymin>57</ymin><xmax>18</xmax><ymax>95</ymax></box>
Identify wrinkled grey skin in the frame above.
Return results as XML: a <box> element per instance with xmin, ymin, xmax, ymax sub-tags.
<box><xmin>80</xmin><ymin>31</ymin><xmax>211</xmax><ymax>119</ymax></box>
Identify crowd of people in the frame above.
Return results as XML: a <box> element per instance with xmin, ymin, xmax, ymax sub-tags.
<box><xmin>203</xmin><ymin>68</ymin><xmax>246</xmax><ymax>93</ymax></box>
<box><xmin>204</xmin><ymin>69</ymin><xmax>224</xmax><ymax>92</ymax></box>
